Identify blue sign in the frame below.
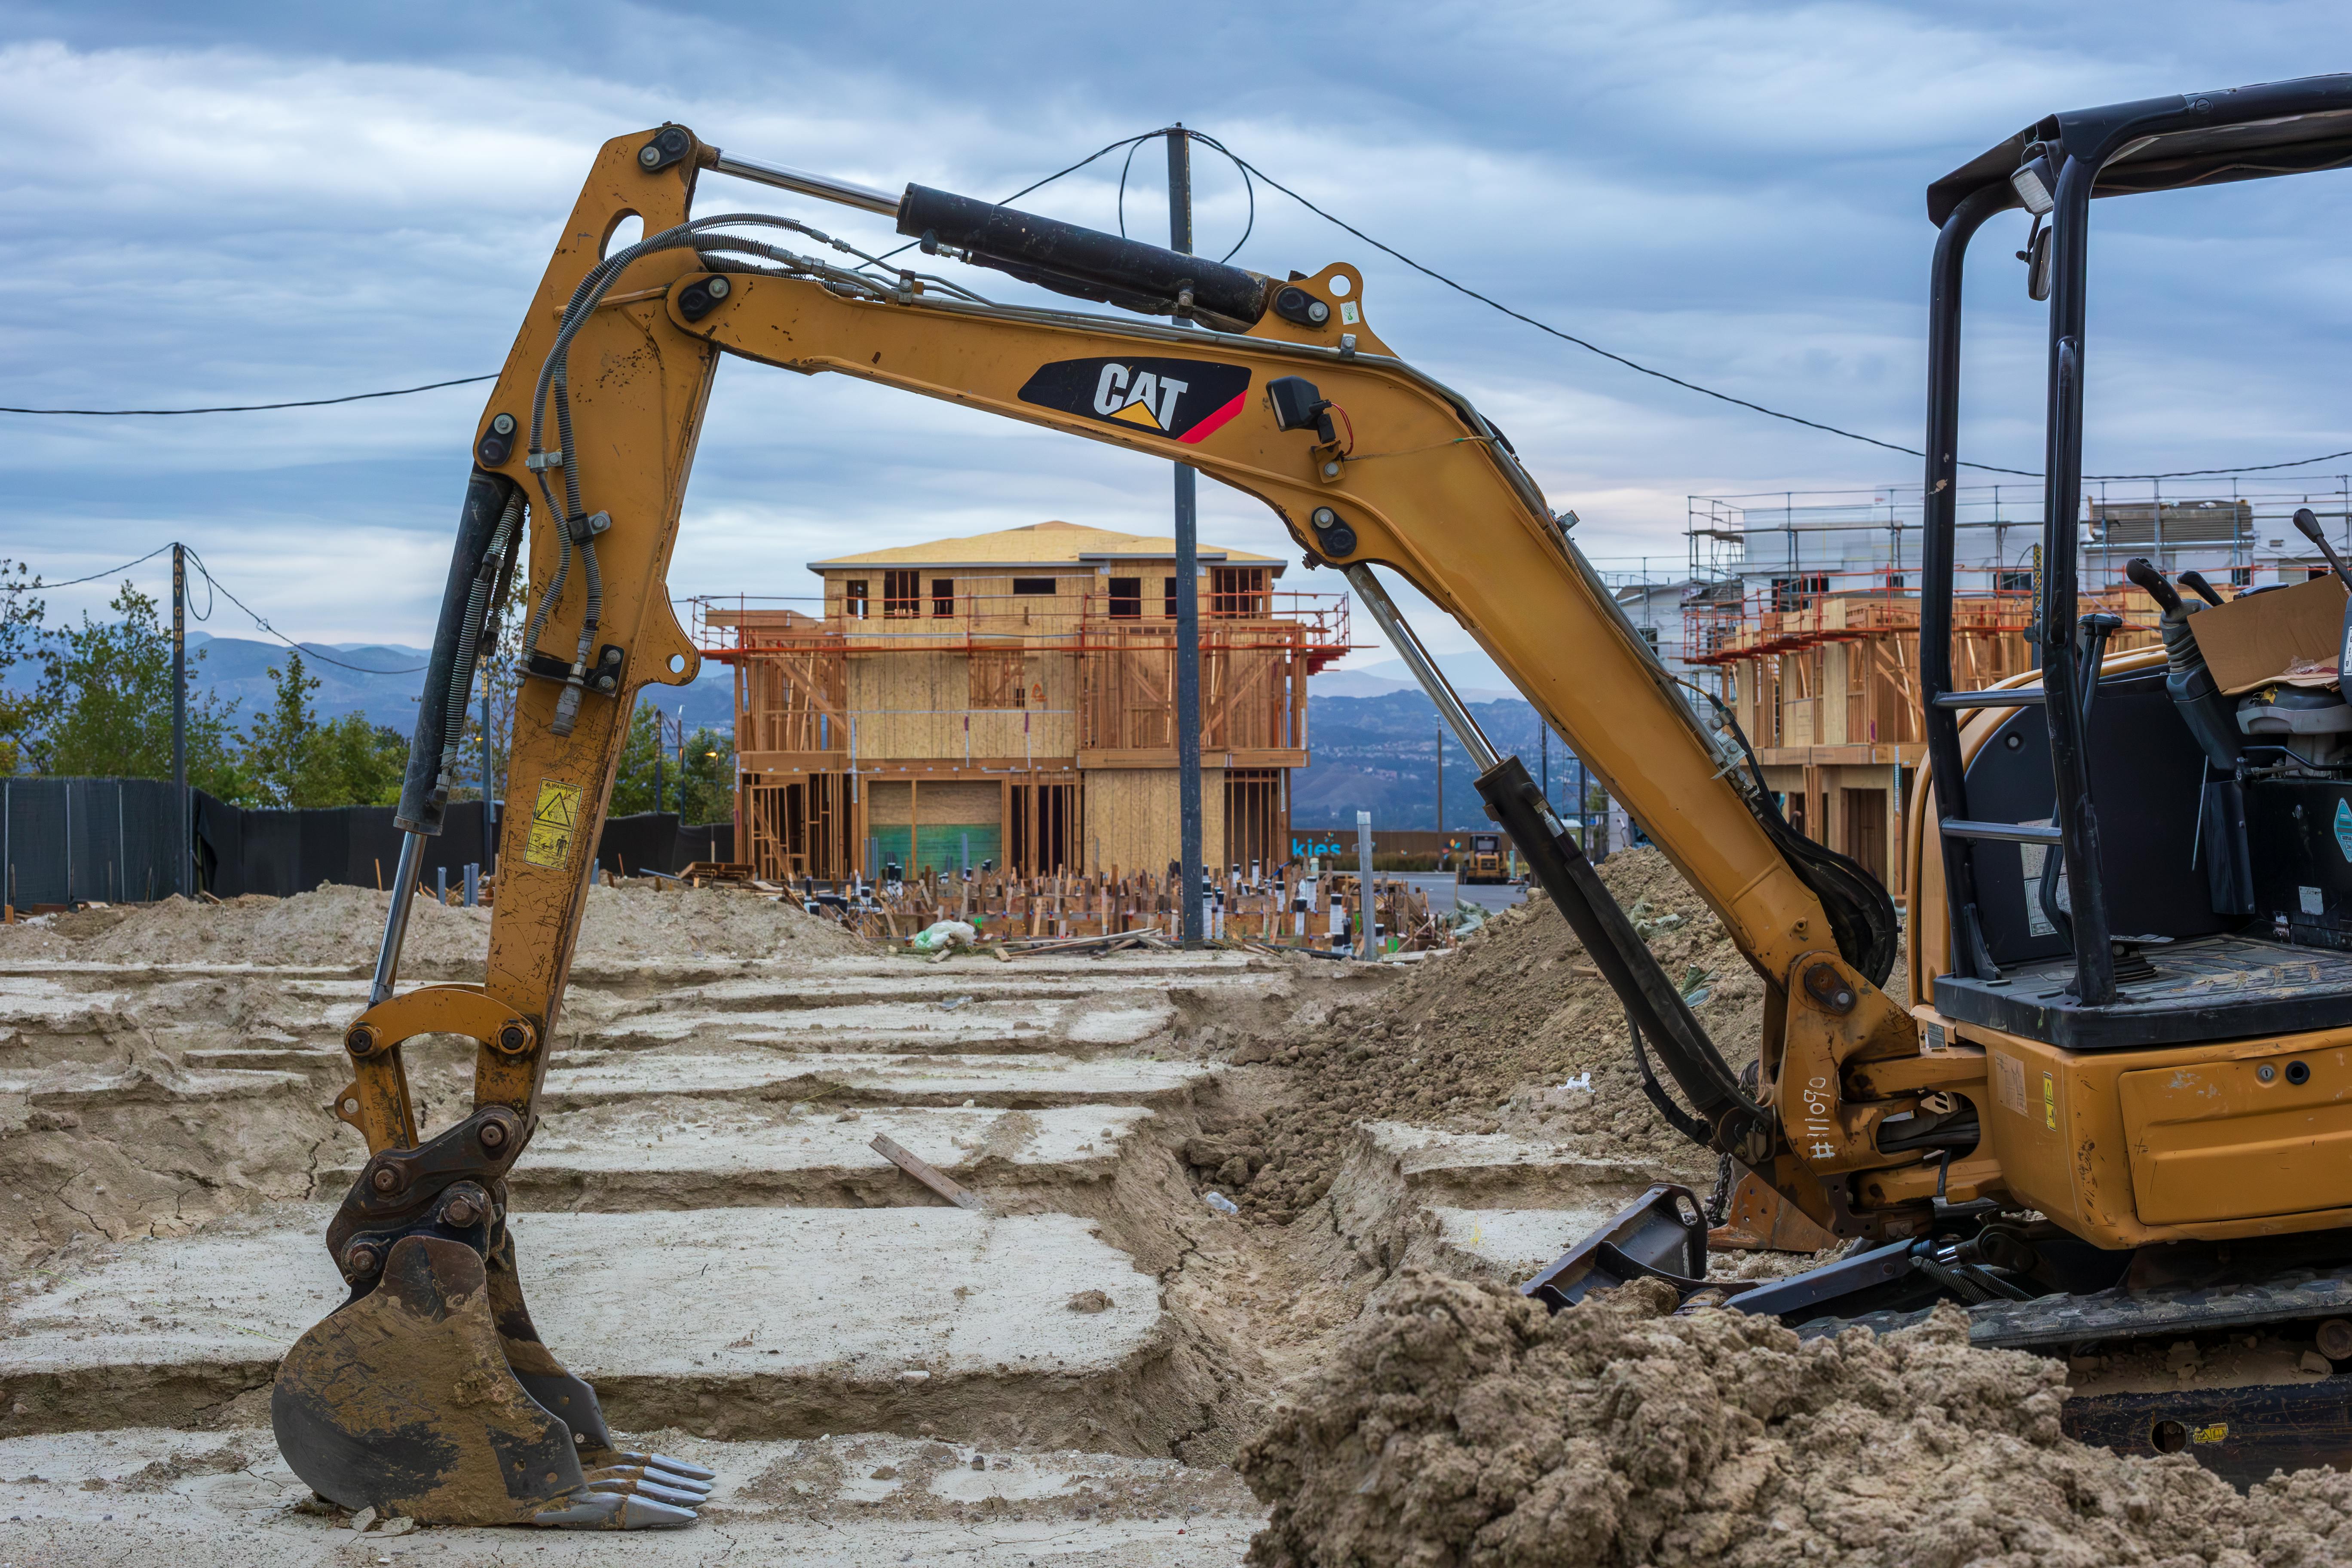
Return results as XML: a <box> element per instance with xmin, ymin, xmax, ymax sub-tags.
<box><xmin>2335</xmin><ymin>797</ymin><xmax>2352</xmax><ymax>863</ymax></box>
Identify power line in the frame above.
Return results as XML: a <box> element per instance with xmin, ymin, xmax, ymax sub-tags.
<box><xmin>0</xmin><ymin>541</ymin><xmax>427</xmax><ymax>673</ymax></box>
<box><xmin>0</xmin><ymin>133</ymin><xmax>2340</xmax><ymax>484</ymax></box>
<box><xmin>0</xmin><ymin>543</ymin><xmax>175</xmax><ymax>591</ymax></box>
<box><xmin>184</xmin><ymin>550</ymin><xmax>427</xmax><ymax>674</ymax></box>
<box><xmin>1183</xmin><ymin>132</ymin><xmax>2350</xmax><ymax>485</ymax></box>
<box><xmin>0</xmin><ymin>373</ymin><xmax>498</xmax><ymax>417</ymax></box>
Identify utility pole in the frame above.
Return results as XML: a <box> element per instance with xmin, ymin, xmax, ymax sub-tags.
<box><xmin>171</xmin><ymin>543</ymin><xmax>189</xmax><ymax>897</ymax></box>
<box><xmin>652</xmin><ymin>704</ymin><xmax>665</xmax><ymax>816</ymax></box>
<box><xmin>1540</xmin><ymin>725</ymin><xmax>1549</xmax><ymax>808</ymax></box>
<box><xmin>1434</xmin><ymin>716</ymin><xmax>1444</xmax><ymax>831</ymax></box>
<box><xmin>1169</xmin><ymin>124</ymin><xmax>1205</xmax><ymax>947</ymax></box>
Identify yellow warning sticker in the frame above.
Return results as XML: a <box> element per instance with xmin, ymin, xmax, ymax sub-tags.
<box><xmin>2193</xmin><ymin>1423</ymin><xmax>2229</xmax><ymax>1445</ymax></box>
<box><xmin>2043</xmin><ymin>1071</ymin><xmax>2059</xmax><ymax>1132</ymax></box>
<box><xmin>524</xmin><ymin>779</ymin><xmax>582</xmax><ymax>870</ymax></box>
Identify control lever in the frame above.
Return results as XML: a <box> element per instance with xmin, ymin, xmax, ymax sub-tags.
<box><xmin>2123</xmin><ymin>556</ymin><xmax>2242</xmax><ymax>771</ymax></box>
<box><xmin>2177</xmin><ymin>569</ymin><xmax>2226</xmax><ymax>607</ymax></box>
<box><xmin>2293</xmin><ymin>507</ymin><xmax>2352</xmax><ymax>593</ymax></box>
<box><xmin>2038</xmin><ymin>612</ymin><xmax>2125</xmax><ymax>948</ymax></box>
<box><xmin>2290</xmin><ymin>506</ymin><xmax>2352</xmax><ymax>695</ymax></box>
<box><xmin>2075</xmin><ymin>612</ymin><xmax>2122</xmax><ymax>723</ymax></box>
<box><xmin>2123</xmin><ymin>556</ymin><xmax>2184</xmax><ymax>616</ymax></box>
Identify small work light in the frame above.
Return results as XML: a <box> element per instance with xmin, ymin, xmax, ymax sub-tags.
<box><xmin>2009</xmin><ymin>145</ymin><xmax>2058</xmax><ymax>217</ymax></box>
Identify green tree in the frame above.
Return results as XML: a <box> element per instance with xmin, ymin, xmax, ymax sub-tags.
<box><xmin>25</xmin><ymin>583</ymin><xmax>250</xmax><ymax>798</ymax></box>
<box><xmin>0</xmin><ymin>560</ymin><xmax>50</xmax><ymax>775</ymax></box>
<box><xmin>677</xmin><ymin>727</ymin><xmax>735</xmax><ymax>825</ymax></box>
<box><xmin>297</xmin><ymin>713</ymin><xmax>410</xmax><ymax>807</ymax></box>
<box><xmin>241</xmin><ymin>650</ymin><xmax>320</xmax><ymax>808</ymax></box>
<box><xmin>606</xmin><ymin>700</ymin><xmax>668</xmax><ymax>817</ymax></box>
<box><xmin>242</xmin><ymin>651</ymin><xmax>410</xmax><ymax>808</ymax></box>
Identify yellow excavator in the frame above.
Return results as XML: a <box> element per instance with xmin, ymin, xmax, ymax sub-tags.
<box><xmin>278</xmin><ymin>75</ymin><xmax>2352</xmax><ymax>1525</ymax></box>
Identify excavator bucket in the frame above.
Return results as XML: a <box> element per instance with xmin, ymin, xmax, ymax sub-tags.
<box><xmin>272</xmin><ymin>1232</ymin><xmax>703</xmax><ymax>1528</ymax></box>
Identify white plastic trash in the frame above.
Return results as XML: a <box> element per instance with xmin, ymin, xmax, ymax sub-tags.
<box><xmin>1204</xmin><ymin>1191</ymin><xmax>1240</xmax><ymax>1216</ymax></box>
<box><xmin>910</xmin><ymin>920</ymin><xmax>978</xmax><ymax>953</ymax></box>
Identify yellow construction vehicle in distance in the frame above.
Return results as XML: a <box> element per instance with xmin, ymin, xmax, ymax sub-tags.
<box><xmin>1457</xmin><ymin>831</ymin><xmax>1511</xmax><ymax>885</ymax></box>
<box><xmin>278</xmin><ymin>78</ymin><xmax>2352</xmax><ymax>1525</ymax></box>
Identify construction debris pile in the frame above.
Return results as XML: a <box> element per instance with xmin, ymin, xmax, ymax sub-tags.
<box><xmin>1238</xmin><ymin>1271</ymin><xmax>2352</xmax><ymax>1568</ymax></box>
<box><xmin>1188</xmin><ymin>847</ymin><xmax>1748</xmax><ymax>1222</ymax></box>
<box><xmin>830</xmin><ymin>864</ymin><xmax>1453</xmax><ymax>955</ymax></box>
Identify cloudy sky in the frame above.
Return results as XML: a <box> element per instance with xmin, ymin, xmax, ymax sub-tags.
<box><xmin>3</xmin><ymin>2</ymin><xmax>2349</xmax><ymax>690</ymax></box>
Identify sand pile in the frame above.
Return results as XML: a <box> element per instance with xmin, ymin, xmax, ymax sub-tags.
<box><xmin>1239</xmin><ymin>1270</ymin><xmax>2352</xmax><ymax>1568</ymax></box>
<box><xmin>0</xmin><ymin>882</ymin><xmax>868</xmax><ymax>968</ymax></box>
<box><xmin>1193</xmin><ymin>848</ymin><xmax>1753</xmax><ymax>1222</ymax></box>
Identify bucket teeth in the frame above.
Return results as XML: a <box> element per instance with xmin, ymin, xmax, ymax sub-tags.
<box><xmin>589</xmin><ymin>1472</ymin><xmax>707</xmax><ymax>1507</ymax></box>
<box><xmin>616</xmin><ymin>1449</ymin><xmax>718</xmax><ymax>1482</ymax></box>
<box><xmin>590</xmin><ymin>1462</ymin><xmax>715</xmax><ymax>1497</ymax></box>
<box><xmin>530</xmin><ymin>1490</ymin><xmax>699</xmax><ymax>1529</ymax></box>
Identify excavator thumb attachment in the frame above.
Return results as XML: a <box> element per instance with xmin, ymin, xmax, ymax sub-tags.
<box><xmin>272</xmin><ymin>1234</ymin><xmax>694</xmax><ymax>1528</ymax></box>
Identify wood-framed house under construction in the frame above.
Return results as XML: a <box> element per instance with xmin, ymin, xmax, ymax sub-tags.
<box><xmin>701</xmin><ymin>521</ymin><xmax>1351</xmax><ymax>883</ymax></box>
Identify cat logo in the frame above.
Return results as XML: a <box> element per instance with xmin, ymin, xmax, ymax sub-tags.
<box><xmin>1017</xmin><ymin>356</ymin><xmax>1250</xmax><ymax>444</ymax></box>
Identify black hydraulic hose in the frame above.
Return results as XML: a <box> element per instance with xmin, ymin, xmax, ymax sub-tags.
<box><xmin>1627</xmin><ymin>1013</ymin><xmax>1712</xmax><ymax>1146</ymax></box>
<box><xmin>436</xmin><ymin>490</ymin><xmax>522</xmax><ymax>791</ymax></box>
<box><xmin>396</xmin><ymin>470</ymin><xmax>520</xmax><ymax>835</ymax></box>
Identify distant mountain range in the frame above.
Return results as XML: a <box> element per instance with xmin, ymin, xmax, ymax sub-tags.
<box><xmin>1310</xmin><ymin>658</ymin><xmax>1518</xmax><ymax>704</ymax></box>
<box><xmin>173</xmin><ymin>633</ymin><xmax>739</xmax><ymax>733</ymax></box>
<box><xmin>1291</xmin><ymin>686</ymin><xmax>1594</xmax><ymax>831</ymax></box>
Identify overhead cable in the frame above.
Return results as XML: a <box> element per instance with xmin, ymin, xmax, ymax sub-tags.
<box><xmin>0</xmin><ymin>131</ymin><xmax>2343</xmax><ymax>485</ymax></box>
<box><xmin>1182</xmin><ymin>132</ymin><xmax>2350</xmax><ymax>484</ymax></box>
<box><xmin>184</xmin><ymin>550</ymin><xmax>427</xmax><ymax>674</ymax></box>
<box><xmin>0</xmin><ymin>542</ymin><xmax>175</xmax><ymax>591</ymax></box>
<box><xmin>0</xmin><ymin>374</ymin><xmax>498</xmax><ymax>417</ymax></box>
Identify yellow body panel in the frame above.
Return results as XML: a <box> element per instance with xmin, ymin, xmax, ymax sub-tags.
<box><xmin>1964</xmin><ymin>1020</ymin><xmax>2352</xmax><ymax>1247</ymax></box>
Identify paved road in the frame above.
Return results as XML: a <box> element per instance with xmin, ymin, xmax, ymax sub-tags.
<box><xmin>1389</xmin><ymin>870</ymin><xmax>1528</xmax><ymax>915</ymax></box>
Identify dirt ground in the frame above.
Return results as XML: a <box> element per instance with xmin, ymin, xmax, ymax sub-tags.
<box><xmin>1184</xmin><ymin>848</ymin><xmax>1749</xmax><ymax>1224</ymax></box>
<box><xmin>9</xmin><ymin>851</ymin><xmax>2352</xmax><ymax>1563</ymax></box>
<box><xmin>0</xmin><ymin>882</ymin><xmax>869</xmax><ymax>969</ymax></box>
<box><xmin>1237</xmin><ymin>1271</ymin><xmax>2352</xmax><ymax>1568</ymax></box>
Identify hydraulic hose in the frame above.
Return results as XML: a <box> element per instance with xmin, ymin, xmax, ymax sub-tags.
<box><xmin>435</xmin><ymin>490</ymin><xmax>522</xmax><ymax>795</ymax></box>
<box><xmin>395</xmin><ymin>470</ymin><xmax>521</xmax><ymax>835</ymax></box>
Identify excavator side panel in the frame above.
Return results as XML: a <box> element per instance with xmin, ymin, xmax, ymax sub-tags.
<box><xmin>1966</xmin><ymin>1020</ymin><xmax>2352</xmax><ymax>1247</ymax></box>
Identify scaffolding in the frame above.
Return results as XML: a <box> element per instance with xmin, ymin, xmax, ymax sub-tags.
<box><xmin>1666</xmin><ymin>476</ymin><xmax>2352</xmax><ymax>898</ymax></box>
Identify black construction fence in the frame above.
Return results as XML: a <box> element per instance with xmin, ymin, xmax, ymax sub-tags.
<box><xmin>0</xmin><ymin>777</ymin><xmax>734</xmax><ymax>907</ymax></box>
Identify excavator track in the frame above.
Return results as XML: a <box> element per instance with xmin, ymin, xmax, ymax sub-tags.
<box><xmin>1793</xmin><ymin>1263</ymin><xmax>2352</xmax><ymax>1488</ymax></box>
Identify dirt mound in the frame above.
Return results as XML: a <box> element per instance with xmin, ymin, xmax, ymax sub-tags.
<box><xmin>0</xmin><ymin>882</ymin><xmax>869</xmax><ymax>968</ymax></box>
<box><xmin>1193</xmin><ymin>848</ymin><xmax>1752</xmax><ymax>1222</ymax></box>
<box><xmin>1238</xmin><ymin>1270</ymin><xmax>2352</xmax><ymax>1567</ymax></box>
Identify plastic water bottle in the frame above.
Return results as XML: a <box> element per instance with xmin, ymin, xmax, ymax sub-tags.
<box><xmin>1204</xmin><ymin>1191</ymin><xmax>1240</xmax><ymax>1217</ymax></box>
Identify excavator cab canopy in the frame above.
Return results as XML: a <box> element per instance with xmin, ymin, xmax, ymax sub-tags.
<box><xmin>1917</xmin><ymin>72</ymin><xmax>2352</xmax><ymax>1046</ymax></box>
<box><xmin>1927</xmin><ymin>74</ymin><xmax>2352</xmax><ymax>225</ymax></box>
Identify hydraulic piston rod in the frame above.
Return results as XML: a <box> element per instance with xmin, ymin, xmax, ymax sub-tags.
<box><xmin>708</xmin><ymin>151</ymin><xmax>903</xmax><ymax>216</ymax></box>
